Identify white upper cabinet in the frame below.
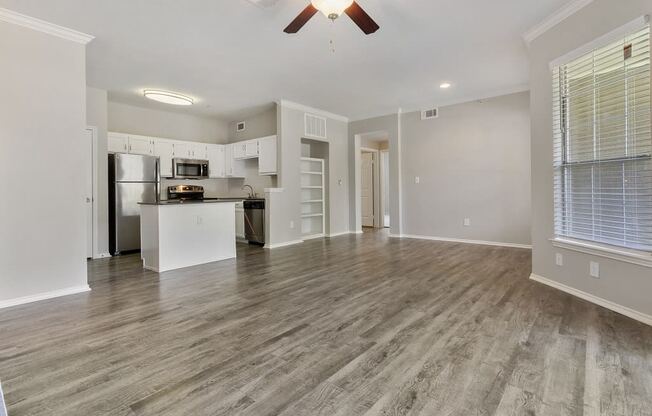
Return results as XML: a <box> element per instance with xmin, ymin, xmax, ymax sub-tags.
<box><xmin>233</xmin><ymin>141</ymin><xmax>246</xmax><ymax>159</ymax></box>
<box><xmin>192</xmin><ymin>143</ymin><xmax>208</xmax><ymax>160</ymax></box>
<box><xmin>153</xmin><ymin>139</ymin><xmax>175</xmax><ymax>178</ymax></box>
<box><xmin>226</xmin><ymin>143</ymin><xmax>246</xmax><ymax>178</ymax></box>
<box><xmin>108</xmin><ymin>132</ymin><xmax>128</xmax><ymax>153</ymax></box>
<box><xmin>127</xmin><ymin>135</ymin><xmax>154</xmax><ymax>155</ymax></box>
<box><xmin>258</xmin><ymin>135</ymin><xmax>277</xmax><ymax>175</ymax></box>
<box><xmin>172</xmin><ymin>141</ymin><xmax>192</xmax><ymax>158</ymax></box>
<box><xmin>245</xmin><ymin>140</ymin><xmax>259</xmax><ymax>158</ymax></box>
<box><xmin>207</xmin><ymin>144</ymin><xmax>226</xmax><ymax>178</ymax></box>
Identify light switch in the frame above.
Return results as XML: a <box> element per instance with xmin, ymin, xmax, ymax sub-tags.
<box><xmin>590</xmin><ymin>261</ymin><xmax>600</xmax><ymax>278</ymax></box>
<box><xmin>415</xmin><ymin>176</ymin><xmax>420</xmax><ymax>184</ymax></box>
<box><xmin>463</xmin><ymin>218</ymin><xmax>471</xmax><ymax>227</ymax></box>
<box><xmin>555</xmin><ymin>253</ymin><xmax>563</xmax><ymax>266</ymax></box>
<box><xmin>290</xmin><ymin>220</ymin><xmax>295</xmax><ymax>229</ymax></box>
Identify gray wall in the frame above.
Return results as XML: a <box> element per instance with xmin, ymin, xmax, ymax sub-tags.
<box><xmin>86</xmin><ymin>87</ymin><xmax>110</xmax><ymax>256</ymax></box>
<box><xmin>226</xmin><ymin>106</ymin><xmax>278</xmax><ymax>198</ymax></box>
<box><xmin>401</xmin><ymin>92</ymin><xmax>531</xmax><ymax>245</ymax></box>
<box><xmin>529</xmin><ymin>0</ymin><xmax>652</xmax><ymax>317</ymax></box>
<box><xmin>108</xmin><ymin>101</ymin><xmax>229</xmax><ymax>143</ymax></box>
<box><xmin>0</xmin><ymin>21</ymin><xmax>88</xmax><ymax>302</ymax></box>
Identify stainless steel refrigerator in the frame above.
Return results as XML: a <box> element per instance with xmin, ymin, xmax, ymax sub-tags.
<box><xmin>109</xmin><ymin>153</ymin><xmax>159</xmax><ymax>255</ymax></box>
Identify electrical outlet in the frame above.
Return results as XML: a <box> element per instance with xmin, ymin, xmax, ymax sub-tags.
<box><xmin>415</xmin><ymin>176</ymin><xmax>420</xmax><ymax>184</ymax></box>
<box><xmin>290</xmin><ymin>220</ymin><xmax>295</xmax><ymax>229</ymax></box>
<box><xmin>590</xmin><ymin>261</ymin><xmax>600</xmax><ymax>278</ymax></box>
<box><xmin>555</xmin><ymin>253</ymin><xmax>563</xmax><ymax>266</ymax></box>
<box><xmin>463</xmin><ymin>218</ymin><xmax>471</xmax><ymax>227</ymax></box>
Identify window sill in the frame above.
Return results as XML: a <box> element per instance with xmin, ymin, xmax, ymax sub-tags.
<box><xmin>550</xmin><ymin>238</ymin><xmax>652</xmax><ymax>268</ymax></box>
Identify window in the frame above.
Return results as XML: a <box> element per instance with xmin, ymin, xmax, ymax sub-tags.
<box><xmin>552</xmin><ymin>23</ymin><xmax>652</xmax><ymax>252</ymax></box>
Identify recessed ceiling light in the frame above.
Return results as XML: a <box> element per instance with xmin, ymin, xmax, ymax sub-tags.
<box><xmin>143</xmin><ymin>90</ymin><xmax>194</xmax><ymax>106</ymax></box>
<box><xmin>440</xmin><ymin>82</ymin><xmax>452</xmax><ymax>89</ymax></box>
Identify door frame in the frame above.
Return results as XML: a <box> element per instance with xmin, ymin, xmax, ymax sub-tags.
<box><xmin>379</xmin><ymin>149</ymin><xmax>389</xmax><ymax>228</ymax></box>
<box><xmin>86</xmin><ymin>126</ymin><xmax>100</xmax><ymax>259</ymax></box>
<box><xmin>360</xmin><ymin>147</ymin><xmax>380</xmax><ymax>228</ymax></box>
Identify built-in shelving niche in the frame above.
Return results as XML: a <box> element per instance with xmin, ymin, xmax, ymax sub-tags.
<box><xmin>300</xmin><ymin>157</ymin><xmax>325</xmax><ymax>239</ymax></box>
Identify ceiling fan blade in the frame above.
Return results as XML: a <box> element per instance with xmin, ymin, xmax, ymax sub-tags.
<box><xmin>283</xmin><ymin>4</ymin><xmax>318</xmax><ymax>33</ymax></box>
<box><xmin>344</xmin><ymin>1</ymin><xmax>379</xmax><ymax>35</ymax></box>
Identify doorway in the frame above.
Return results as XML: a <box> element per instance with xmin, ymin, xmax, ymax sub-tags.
<box><xmin>361</xmin><ymin>150</ymin><xmax>374</xmax><ymax>227</ymax></box>
<box><xmin>85</xmin><ymin>126</ymin><xmax>98</xmax><ymax>259</ymax></box>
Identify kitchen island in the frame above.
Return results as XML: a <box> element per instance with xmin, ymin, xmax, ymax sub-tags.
<box><xmin>139</xmin><ymin>200</ymin><xmax>239</xmax><ymax>272</ymax></box>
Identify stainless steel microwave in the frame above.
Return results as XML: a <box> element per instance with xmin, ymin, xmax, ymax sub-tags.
<box><xmin>172</xmin><ymin>158</ymin><xmax>209</xmax><ymax>179</ymax></box>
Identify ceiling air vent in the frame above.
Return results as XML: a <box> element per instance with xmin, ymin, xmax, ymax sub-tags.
<box><xmin>236</xmin><ymin>121</ymin><xmax>246</xmax><ymax>132</ymax></box>
<box><xmin>305</xmin><ymin>113</ymin><xmax>327</xmax><ymax>139</ymax></box>
<box><xmin>421</xmin><ymin>108</ymin><xmax>439</xmax><ymax>120</ymax></box>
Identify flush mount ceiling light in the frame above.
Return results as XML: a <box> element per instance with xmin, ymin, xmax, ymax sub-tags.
<box><xmin>440</xmin><ymin>82</ymin><xmax>452</xmax><ymax>89</ymax></box>
<box><xmin>143</xmin><ymin>90</ymin><xmax>194</xmax><ymax>106</ymax></box>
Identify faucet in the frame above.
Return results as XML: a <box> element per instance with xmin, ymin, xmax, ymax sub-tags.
<box><xmin>242</xmin><ymin>184</ymin><xmax>255</xmax><ymax>199</ymax></box>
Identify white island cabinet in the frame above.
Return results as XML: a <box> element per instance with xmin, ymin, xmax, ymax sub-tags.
<box><xmin>140</xmin><ymin>201</ymin><xmax>237</xmax><ymax>272</ymax></box>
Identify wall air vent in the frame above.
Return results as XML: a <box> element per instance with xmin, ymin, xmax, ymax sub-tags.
<box><xmin>305</xmin><ymin>113</ymin><xmax>327</xmax><ymax>139</ymax></box>
<box><xmin>421</xmin><ymin>108</ymin><xmax>439</xmax><ymax>120</ymax></box>
<box><xmin>236</xmin><ymin>121</ymin><xmax>246</xmax><ymax>132</ymax></box>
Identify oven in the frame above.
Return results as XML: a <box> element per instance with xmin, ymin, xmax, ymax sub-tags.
<box><xmin>172</xmin><ymin>158</ymin><xmax>209</xmax><ymax>179</ymax></box>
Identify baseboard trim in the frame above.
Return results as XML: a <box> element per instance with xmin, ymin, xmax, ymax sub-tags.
<box><xmin>393</xmin><ymin>234</ymin><xmax>532</xmax><ymax>249</ymax></box>
<box><xmin>328</xmin><ymin>231</ymin><xmax>350</xmax><ymax>238</ymax></box>
<box><xmin>93</xmin><ymin>252</ymin><xmax>112</xmax><ymax>259</ymax></box>
<box><xmin>530</xmin><ymin>273</ymin><xmax>652</xmax><ymax>327</ymax></box>
<box><xmin>264</xmin><ymin>239</ymin><xmax>304</xmax><ymax>249</ymax></box>
<box><xmin>0</xmin><ymin>285</ymin><xmax>91</xmax><ymax>310</ymax></box>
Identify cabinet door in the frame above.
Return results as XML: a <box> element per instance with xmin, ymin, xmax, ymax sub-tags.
<box><xmin>245</xmin><ymin>139</ymin><xmax>259</xmax><ymax>158</ymax></box>
<box><xmin>235</xmin><ymin>205</ymin><xmax>245</xmax><ymax>239</ymax></box>
<box><xmin>192</xmin><ymin>143</ymin><xmax>208</xmax><ymax>160</ymax></box>
<box><xmin>233</xmin><ymin>142</ymin><xmax>246</xmax><ymax>159</ymax></box>
<box><xmin>128</xmin><ymin>135</ymin><xmax>154</xmax><ymax>155</ymax></box>
<box><xmin>108</xmin><ymin>132</ymin><xmax>128</xmax><ymax>153</ymax></box>
<box><xmin>258</xmin><ymin>136</ymin><xmax>277</xmax><ymax>175</ymax></box>
<box><xmin>153</xmin><ymin>139</ymin><xmax>175</xmax><ymax>178</ymax></box>
<box><xmin>207</xmin><ymin>144</ymin><xmax>226</xmax><ymax>178</ymax></box>
<box><xmin>173</xmin><ymin>142</ymin><xmax>192</xmax><ymax>158</ymax></box>
<box><xmin>226</xmin><ymin>144</ymin><xmax>246</xmax><ymax>178</ymax></box>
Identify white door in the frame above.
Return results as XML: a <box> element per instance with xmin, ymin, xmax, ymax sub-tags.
<box><xmin>361</xmin><ymin>152</ymin><xmax>374</xmax><ymax>227</ymax></box>
<box><xmin>85</xmin><ymin>128</ymin><xmax>94</xmax><ymax>258</ymax></box>
<box><xmin>207</xmin><ymin>144</ymin><xmax>226</xmax><ymax>178</ymax></box>
<box><xmin>153</xmin><ymin>139</ymin><xmax>175</xmax><ymax>178</ymax></box>
<box><xmin>245</xmin><ymin>139</ymin><xmax>259</xmax><ymax>158</ymax></box>
<box><xmin>258</xmin><ymin>136</ymin><xmax>277</xmax><ymax>175</ymax></box>
<box><xmin>127</xmin><ymin>135</ymin><xmax>153</xmax><ymax>155</ymax></box>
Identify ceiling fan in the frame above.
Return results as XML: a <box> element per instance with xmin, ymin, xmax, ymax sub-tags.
<box><xmin>284</xmin><ymin>0</ymin><xmax>379</xmax><ymax>35</ymax></box>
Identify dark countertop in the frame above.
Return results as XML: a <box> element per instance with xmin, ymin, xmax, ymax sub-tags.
<box><xmin>139</xmin><ymin>198</ymin><xmax>245</xmax><ymax>206</ymax></box>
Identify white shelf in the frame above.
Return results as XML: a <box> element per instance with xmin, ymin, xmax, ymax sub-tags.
<box><xmin>301</xmin><ymin>171</ymin><xmax>322</xmax><ymax>175</ymax></box>
<box><xmin>301</xmin><ymin>157</ymin><xmax>326</xmax><ymax>237</ymax></box>
<box><xmin>301</xmin><ymin>185</ymin><xmax>322</xmax><ymax>189</ymax></box>
<box><xmin>302</xmin><ymin>200</ymin><xmax>323</xmax><ymax>203</ymax></box>
<box><xmin>302</xmin><ymin>213</ymin><xmax>324</xmax><ymax>218</ymax></box>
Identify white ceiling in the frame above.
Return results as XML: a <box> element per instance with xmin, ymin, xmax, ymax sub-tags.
<box><xmin>0</xmin><ymin>0</ymin><xmax>571</xmax><ymax>121</ymax></box>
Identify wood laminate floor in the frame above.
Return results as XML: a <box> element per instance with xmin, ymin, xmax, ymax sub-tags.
<box><xmin>1</xmin><ymin>230</ymin><xmax>651</xmax><ymax>416</ymax></box>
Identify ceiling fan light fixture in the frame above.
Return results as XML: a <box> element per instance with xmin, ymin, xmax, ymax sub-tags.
<box><xmin>311</xmin><ymin>0</ymin><xmax>354</xmax><ymax>19</ymax></box>
<box><xmin>143</xmin><ymin>90</ymin><xmax>194</xmax><ymax>106</ymax></box>
<box><xmin>440</xmin><ymin>82</ymin><xmax>452</xmax><ymax>89</ymax></box>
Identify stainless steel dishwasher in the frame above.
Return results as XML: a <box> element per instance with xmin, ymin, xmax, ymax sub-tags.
<box><xmin>243</xmin><ymin>199</ymin><xmax>265</xmax><ymax>245</ymax></box>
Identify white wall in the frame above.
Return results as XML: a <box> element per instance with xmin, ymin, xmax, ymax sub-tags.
<box><xmin>401</xmin><ymin>92</ymin><xmax>531</xmax><ymax>245</ymax></box>
<box><xmin>529</xmin><ymin>0</ymin><xmax>652</xmax><ymax>319</ymax></box>
<box><xmin>0</xmin><ymin>20</ymin><xmax>89</xmax><ymax>304</ymax></box>
<box><xmin>108</xmin><ymin>101</ymin><xmax>229</xmax><ymax>143</ymax></box>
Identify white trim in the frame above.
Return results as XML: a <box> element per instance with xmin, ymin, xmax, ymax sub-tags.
<box><xmin>93</xmin><ymin>252</ymin><xmax>112</xmax><ymax>259</ymax></box>
<box><xmin>0</xmin><ymin>285</ymin><xmax>91</xmax><ymax>310</ymax></box>
<box><xmin>86</xmin><ymin>126</ymin><xmax>99</xmax><ymax>259</ymax></box>
<box><xmin>0</xmin><ymin>7</ymin><xmax>94</xmax><ymax>44</ymax></box>
<box><xmin>264</xmin><ymin>187</ymin><xmax>284</xmax><ymax>193</ymax></box>
<box><xmin>549</xmin><ymin>15</ymin><xmax>650</xmax><ymax>69</ymax></box>
<box><xmin>302</xmin><ymin>233</ymin><xmax>325</xmax><ymax>240</ymax></box>
<box><xmin>278</xmin><ymin>99</ymin><xmax>349</xmax><ymax>122</ymax></box>
<box><xmin>264</xmin><ymin>239</ymin><xmax>304</xmax><ymax>249</ymax></box>
<box><xmin>523</xmin><ymin>0</ymin><xmax>594</xmax><ymax>46</ymax></box>
<box><xmin>530</xmin><ymin>273</ymin><xmax>652</xmax><ymax>327</ymax></box>
<box><xmin>392</xmin><ymin>234</ymin><xmax>532</xmax><ymax>249</ymax></box>
<box><xmin>0</xmin><ymin>380</ymin><xmax>6</xmax><ymax>416</ymax></box>
<box><xmin>328</xmin><ymin>231</ymin><xmax>352</xmax><ymax>238</ymax></box>
<box><xmin>550</xmin><ymin>238</ymin><xmax>652</xmax><ymax>268</ymax></box>
<box><xmin>350</xmin><ymin>230</ymin><xmax>364</xmax><ymax>235</ymax></box>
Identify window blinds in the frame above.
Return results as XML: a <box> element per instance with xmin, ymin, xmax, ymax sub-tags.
<box><xmin>552</xmin><ymin>24</ymin><xmax>652</xmax><ymax>252</ymax></box>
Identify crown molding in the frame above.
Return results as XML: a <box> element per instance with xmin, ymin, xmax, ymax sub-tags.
<box><xmin>523</xmin><ymin>0</ymin><xmax>593</xmax><ymax>46</ymax></box>
<box><xmin>277</xmin><ymin>99</ymin><xmax>349</xmax><ymax>122</ymax></box>
<box><xmin>0</xmin><ymin>7</ymin><xmax>94</xmax><ymax>44</ymax></box>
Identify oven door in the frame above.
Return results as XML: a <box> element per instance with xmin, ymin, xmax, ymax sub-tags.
<box><xmin>173</xmin><ymin>159</ymin><xmax>209</xmax><ymax>179</ymax></box>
